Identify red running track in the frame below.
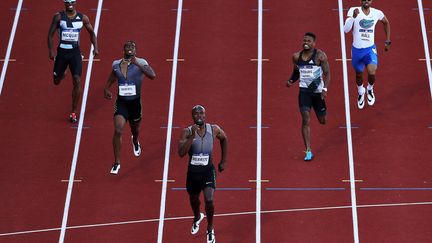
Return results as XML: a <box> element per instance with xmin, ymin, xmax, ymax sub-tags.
<box><xmin>0</xmin><ymin>0</ymin><xmax>431</xmax><ymax>243</ymax></box>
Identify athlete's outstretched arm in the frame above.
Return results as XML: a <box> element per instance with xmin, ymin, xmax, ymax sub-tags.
<box><xmin>213</xmin><ymin>125</ymin><xmax>228</xmax><ymax>172</ymax></box>
<box><xmin>381</xmin><ymin>16</ymin><xmax>391</xmax><ymax>51</ymax></box>
<box><xmin>104</xmin><ymin>70</ymin><xmax>117</xmax><ymax>99</ymax></box>
<box><xmin>47</xmin><ymin>13</ymin><xmax>60</xmax><ymax>60</ymax></box>
<box><xmin>82</xmin><ymin>14</ymin><xmax>99</xmax><ymax>56</ymax></box>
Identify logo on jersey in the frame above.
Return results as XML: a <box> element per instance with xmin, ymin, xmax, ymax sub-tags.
<box><xmin>359</xmin><ymin>19</ymin><xmax>374</xmax><ymax>29</ymax></box>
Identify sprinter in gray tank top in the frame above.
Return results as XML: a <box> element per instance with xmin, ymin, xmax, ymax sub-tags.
<box><xmin>178</xmin><ymin>105</ymin><xmax>228</xmax><ymax>243</ymax></box>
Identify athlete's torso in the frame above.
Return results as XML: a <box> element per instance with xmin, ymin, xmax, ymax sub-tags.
<box><xmin>188</xmin><ymin>123</ymin><xmax>214</xmax><ymax>173</ymax></box>
<box><xmin>58</xmin><ymin>11</ymin><xmax>83</xmax><ymax>50</ymax></box>
<box><xmin>112</xmin><ymin>58</ymin><xmax>148</xmax><ymax>100</ymax></box>
<box><xmin>297</xmin><ymin>49</ymin><xmax>324</xmax><ymax>93</ymax></box>
<box><xmin>348</xmin><ymin>7</ymin><xmax>384</xmax><ymax>49</ymax></box>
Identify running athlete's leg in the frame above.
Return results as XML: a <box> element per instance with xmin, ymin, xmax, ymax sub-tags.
<box><xmin>130</xmin><ymin>120</ymin><xmax>141</xmax><ymax>145</ymax></box>
<box><xmin>366</xmin><ymin>64</ymin><xmax>377</xmax><ymax>85</ymax></box>
<box><xmin>301</xmin><ymin>110</ymin><xmax>311</xmax><ymax>151</ymax></box>
<box><xmin>71</xmin><ymin>75</ymin><xmax>81</xmax><ymax>113</ymax></box>
<box><xmin>203</xmin><ymin>187</ymin><xmax>215</xmax><ymax>231</ymax></box>
<box><xmin>189</xmin><ymin>193</ymin><xmax>201</xmax><ymax>221</ymax></box>
<box><xmin>113</xmin><ymin>115</ymin><xmax>127</xmax><ymax>164</ymax></box>
<box><xmin>53</xmin><ymin>52</ymin><xmax>68</xmax><ymax>85</ymax></box>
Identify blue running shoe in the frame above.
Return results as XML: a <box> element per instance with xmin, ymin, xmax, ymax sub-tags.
<box><xmin>304</xmin><ymin>150</ymin><xmax>313</xmax><ymax>161</ymax></box>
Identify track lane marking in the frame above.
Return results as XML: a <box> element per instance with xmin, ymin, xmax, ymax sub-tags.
<box><xmin>157</xmin><ymin>1</ymin><xmax>184</xmax><ymax>242</ymax></box>
<box><xmin>58</xmin><ymin>1</ymin><xmax>104</xmax><ymax>242</ymax></box>
<box><xmin>3</xmin><ymin>201</ymin><xmax>432</xmax><ymax>237</ymax></box>
<box><xmin>0</xmin><ymin>0</ymin><xmax>23</xmax><ymax>95</ymax></box>
<box><xmin>255</xmin><ymin>1</ymin><xmax>264</xmax><ymax>243</ymax></box>
<box><xmin>337</xmin><ymin>1</ymin><xmax>360</xmax><ymax>242</ymax></box>
<box><xmin>417</xmin><ymin>0</ymin><xmax>432</xmax><ymax>100</ymax></box>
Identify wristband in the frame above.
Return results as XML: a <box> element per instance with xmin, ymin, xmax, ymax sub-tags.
<box><xmin>322</xmin><ymin>87</ymin><xmax>328</xmax><ymax>92</ymax></box>
<box><xmin>384</xmin><ymin>40</ymin><xmax>391</xmax><ymax>45</ymax></box>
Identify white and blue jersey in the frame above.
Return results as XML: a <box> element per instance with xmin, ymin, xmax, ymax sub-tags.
<box><xmin>344</xmin><ymin>7</ymin><xmax>385</xmax><ymax>72</ymax></box>
<box><xmin>58</xmin><ymin>11</ymin><xmax>83</xmax><ymax>50</ymax></box>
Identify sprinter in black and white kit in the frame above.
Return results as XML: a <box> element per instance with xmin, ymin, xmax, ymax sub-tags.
<box><xmin>47</xmin><ymin>0</ymin><xmax>99</xmax><ymax>123</ymax></box>
<box><xmin>178</xmin><ymin>105</ymin><xmax>228</xmax><ymax>243</ymax></box>
<box><xmin>287</xmin><ymin>32</ymin><xmax>330</xmax><ymax>161</ymax></box>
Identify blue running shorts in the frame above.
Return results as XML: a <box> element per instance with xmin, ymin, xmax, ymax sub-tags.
<box><xmin>351</xmin><ymin>44</ymin><xmax>378</xmax><ymax>72</ymax></box>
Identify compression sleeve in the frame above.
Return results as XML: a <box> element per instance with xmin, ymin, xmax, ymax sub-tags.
<box><xmin>290</xmin><ymin>68</ymin><xmax>300</xmax><ymax>82</ymax></box>
<box><xmin>344</xmin><ymin>17</ymin><xmax>354</xmax><ymax>33</ymax></box>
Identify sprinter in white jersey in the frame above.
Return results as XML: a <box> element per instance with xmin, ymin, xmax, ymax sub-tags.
<box><xmin>344</xmin><ymin>0</ymin><xmax>390</xmax><ymax>109</ymax></box>
<box><xmin>287</xmin><ymin>33</ymin><xmax>330</xmax><ymax>161</ymax></box>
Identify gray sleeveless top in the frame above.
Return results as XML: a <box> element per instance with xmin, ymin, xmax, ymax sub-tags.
<box><xmin>188</xmin><ymin>123</ymin><xmax>214</xmax><ymax>173</ymax></box>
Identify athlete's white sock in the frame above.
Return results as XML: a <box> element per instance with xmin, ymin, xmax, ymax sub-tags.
<box><xmin>357</xmin><ymin>85</ymin><xmax>366</xmax><ymax>95</ymax></box>
<box><xmin>367</xmin><ymin>83</ymin><xmax>374</xmax><ymax>91</ymax></box>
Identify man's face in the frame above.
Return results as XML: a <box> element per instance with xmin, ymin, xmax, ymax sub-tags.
<box><xmin>124</xmin><ymin>42</ymin><xmax>136</xmax><ymax>57</ymax></box>
<box><xmin>192</xmin><ymin>108</ymin><xmax>206</xmax><ymax>125</ymax></box>
<box><xmin>302</xmin><ymin>36</ymin><xmax>315</xmax><ymax>50</ymax></box>
<box><xmin>64</xmin><ymin>1</ymin><xmax>76</xmax><ymax>12</ymax></box>
<box><xmin>361</xmin><ymin>0</ymin><xmax>372</xmax><ymax>8</ymax></box>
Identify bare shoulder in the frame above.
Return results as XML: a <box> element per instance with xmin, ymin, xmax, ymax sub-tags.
<box><xmin>316</xmin><ymin>49</ymin><xmax>328</xmax><ymax>61</ymax></box>
<box><xmin>82</xmin><ymin>14</ymin><xmax>90</xmax><ymax>23</ymax></box>
<box><xmin>293</xmin><ymin>51</ymin><xmax>301</xmax><ymax>60</ymax></box>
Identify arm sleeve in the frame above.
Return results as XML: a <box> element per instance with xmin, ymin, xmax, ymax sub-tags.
<box><xmin>137</xmin><ymin>58</ymin><xmax>149</xmax><ymax>66</ymax></box>
<box><xmin>344</xmin><ymin>17</ymin><xmax>355</xmax><ymax>33</ymax></box>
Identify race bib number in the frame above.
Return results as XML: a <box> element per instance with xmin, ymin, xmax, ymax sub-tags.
<box><xmin>119</xmin><ymin>84</ymin><xmax>136</xmax><ymax>96</ymax></box>
<box><xmin>300</xmin><ymin>68</ymin><xmax>314</xmax><ymax>79</ymax></box>
<box><xmin>61</xmin><ymin>30</ymin><xmax>79</xmax><ymax>42</ymax></box>
<box><xmin>191</xmin><ymin>153</ymin><xmax>210</xmax><ymax>166</ymax></box>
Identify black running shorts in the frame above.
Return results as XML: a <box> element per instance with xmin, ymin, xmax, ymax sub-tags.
<box><xmin>298</xmin><ymin>90</ymin><xmax>327</xmax><ymax>117</ymax></box>
<box><xmin>53</xmin><ymin>47</ymin><xmax>82</xmax><ymax>77</ymax></box>
<box><xmin>186</xmin><ymin>166</ymin><xmax>216</xmax><ymax>195</ymax></box>
<box><xmin>114</xmin><ymin>97</ymin><xmax>142</xmax><ymax>123</ymax></box>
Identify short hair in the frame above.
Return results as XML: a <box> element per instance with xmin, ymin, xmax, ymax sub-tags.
<box><xmin>304</xmin><ymin>32</ymin><xmax>316</xmax><ymax>41</ymax></box>
<box><xmin>192</xmin><ymin>105</ymin><xmax>206</xmax><ymax>114</ymax></box>
<box><xmin>124</xmin><ymin>40</ymin><xmax>136</xmax><ymax>48</ymax></box>
<box><xmin>64</xmin><ymin>0</ymin><xmax>77</xmax><ymax>3</ymax></box>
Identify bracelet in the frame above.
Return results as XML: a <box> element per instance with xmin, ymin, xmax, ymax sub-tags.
<box><xmin>322</xmin><ymin>87</ymin><xmax>328</xmax><ymax>92</ymax></box>
<box><xmin>384</xmin><ymin>40</ymin><xmax>391</xmax><ymax>45</ymax></box>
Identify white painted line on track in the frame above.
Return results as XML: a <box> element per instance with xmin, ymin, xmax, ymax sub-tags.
<box><xmin>417</xmin><ymin>0</ymin><xmax>432</xmax><ymax>101</ymax></box>
<box><xmin>157</xmin><ymin>0</ymin><xmax>183</xmax><ymax>242</ymax></box>
<box><xmin>58</xmin><ymin>1</ymin><xmax>104</xmax><ymax>242</ymax></box>
<box><xmin>0</xmin><ymin>0</ymin><xmax>23</xmax><ymax>95</ymax></box>
<box><xmin>337</xmin><ymin>1</ymin><xmax>360</xmax><ymax>243</ymax></box>
<box><xmin>3</xmin><ymin>201</ymin><xmax>431</xmax><ymax>237</ymax></box>
<box><xmin>256</xmin><ymin>1</ymin><xmax>263</xmax><ymax>243</ymax></box>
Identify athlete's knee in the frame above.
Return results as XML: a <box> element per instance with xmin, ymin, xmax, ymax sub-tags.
<box><xmin>318</xmin><ymin>116</ymin><xmax>326</xmax><ymax>125</ymax></box>
<box><xmin>114</xmin><ymin>125</ymin><xmax>124</xmax><ymax>137</ymax></box>
<box><xmin>53</xmin><ymin>74</ymin><xmax>63</xmax><ymax>85</ymax></box>
<box><xmin>72</xmin><ymin>76</ymin><xmax>81</xmax><ymax>86</ymax></box>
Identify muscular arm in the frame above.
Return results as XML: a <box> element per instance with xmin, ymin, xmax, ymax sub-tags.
<box><xmin>319</xmin><ymin>51</ymin><xmax>331</xmax><ymax>89</ymax></box>
<box><xmin>104</xmin><ymin>70</ymin><xmax>117</xmax><ymax>99</ymax></box>
<box><xmin>133</xmin><ymin>58</ymin><xmax>156</xmax><ymax>80</ymax></box>
<box><xmin>381</xmin><ymin>16</ymin><xmax>391</xmax><ymax>51</ymax></box>
<box><xmin>82</xmin><ymin>15</ymin><xmax>99</xmax><ymax>56</ymax></box>
<box><xmin>287</xmin><ymin>53</ymin><xmax>299</xmax><ymax>87</ymax></box>
<box><xmin>178</xmin><ymin>128</ymin><xmax>194</xmax><ymax>157</ymax></box>
<box><xmin>47</xmin><ymin>13</ymin><xmax>60</xmax><ymax>59</ymax></box>
<box><xmin>213</xmin><ymin>125</ymin><xmax>228</xmax><ymax>172</ymax></box>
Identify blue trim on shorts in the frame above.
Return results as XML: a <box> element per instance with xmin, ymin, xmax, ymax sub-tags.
<box><xmin>351</xmin><ymin>44</ymin><xmax>378</xmax><ymax>72</ymax></box>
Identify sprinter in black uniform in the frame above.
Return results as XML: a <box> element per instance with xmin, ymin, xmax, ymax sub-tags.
<box><xmin>47</xmin><ymin>0</ymin><xmax>99</xmax><ymax>123</ymax></box>
<box><xmin>178</xmin><ymin>105</ymin><xmax>228</xmax><ymax>243</ymax></box>
<box><xmin>286</xmin><ymin>32</ymin><xmax>331</xmax><ymax>161</ymax></box>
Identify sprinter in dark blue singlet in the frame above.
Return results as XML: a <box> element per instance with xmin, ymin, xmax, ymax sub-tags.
<box><xmin>178</xmin><ymin>105</ymin><xmax>228</xmax><ymax>243</ymax></box>
<box><xmin>47</xmin><ymin>0</ymin><xmax>99</xmax><ymax>123</ymax></box>
<box><xmin>287</xmin><ymin>32</ymin><xmax>331</xmax><ymax>161</ymax></box>
<box><xmin>104</xmin><ymin>41</ymin><xmax>156</xmax><ymax>175</ymax></box>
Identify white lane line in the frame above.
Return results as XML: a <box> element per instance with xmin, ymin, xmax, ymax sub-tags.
<box><xmin>337</xmin><ymin>1</ymin><xmax>360</xmax><ymax>243</ymax></box>
<box><xmin>417</xmin><ymin>0</ymin><xmax>432</xmax><ymax>100</ymax></box>
<box><xmin>157</xmin><ymin>1</ymin><xmax>183</xmax><ymax>243</ymax></box>
<box><xmin>58</xmin><ymin>1</ymin><xmax>104</xmax><ymax>242</ymax></box>
<box><xmin>3</xmin><ymin>201</ymin><xmax>431</xmax><ymax>237</ymax></box>
<box><xmin>256</xmin><ymin>0</ymin><xmax>263</xmax><ymax>243</ymax></box>
<box><xmin>0</xmin><ymin>0</ymin><xmax>23</xmax><ymax>95</ymax></box>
